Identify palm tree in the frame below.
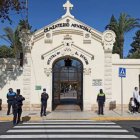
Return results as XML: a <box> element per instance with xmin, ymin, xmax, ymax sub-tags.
<box><xmin>106</xmin><ymin>13</ymin><xmax>140</xmax><ymax>58</ymax></box>
<box><xmin>0</xmin><ymin>27</ymin><xmax>22</xmax><ymax>58</ymax></box>
<box><xmin>17</xmin><ymin>19</ymin><xmax>32</xmax><ymax>31</ymax></box>
<box><xmin>0</xmin><ymin>20</ymin><xmax>32</xmax><ymax>58</ymax></box>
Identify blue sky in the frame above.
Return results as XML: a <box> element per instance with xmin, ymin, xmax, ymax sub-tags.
<box><xmin>0</xmin><ymin>0</ymin><xmax>140</xmax><ymax>57</ymax></box>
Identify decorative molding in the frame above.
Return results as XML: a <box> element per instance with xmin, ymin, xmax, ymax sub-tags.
<box><xmin>83</xmin><ymin>68</ymin><xmax>91</xmax><ymax>75</ymax></box>
<box><xmin>53</xmin><ymin>29</ymin><xmax>83</xmax><ymax>36</ymax></box>
<box><xmin>62</xmin><ymin>34</ymin><xmax>74</xmax><ymax>47</ymax></box>
<box><xmin>64</xmin><ymin>34</ymin><xmax>72</xmax><ymax>40</ymax></box>
<box><xmin>44</xmin><ymin>39</ymin><xmax>53</xmax><ymax>44</ymax></box>
<box><xmin>83</xmin><ymin>40</ymin><xmax>91</xmax><ymax>44</ymax></box>
<box><xmin>44</xmin><ymin>32</ymin><xmax>53</xmax><ymax>44</ymax></box>
<box><xmin>102</xmin><ymin>30</ymin><xmax>116</xmax><ymax>52</ymax></box>
<box><xmin>41</xmin><ymin>43</ymin><xmax>94</xmax><ymax>66</ymax></box>
<box><xmin>44</xmin><ymin>68</ymin><xmax>52</xmax><ymax>77</ymax></box>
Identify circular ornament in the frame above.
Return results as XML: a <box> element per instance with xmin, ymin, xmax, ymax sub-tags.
<box><xmin>104</xmin><ymin>33</ymin><xmax>113</xmax><ymax>42</ymax></box>
<box><xmin>85</xmin><ymin>33</ymin><xmax>90</xmax><ymax>38</ymax></box>
<box><xmin>46</xmin><ymin>33</ymin><xmax>51</xmax><ymax>38</ymax></box>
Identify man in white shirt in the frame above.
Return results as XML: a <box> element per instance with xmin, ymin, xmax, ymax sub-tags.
<box><xmin>137</xmin><ymin>91</ymin><xmax>140</xmax><ymax>112</ymax></box>
<box><xmin>133</xmin><ymin>87</ymin><xmax>139</xmax><ymax>112</ymax></box>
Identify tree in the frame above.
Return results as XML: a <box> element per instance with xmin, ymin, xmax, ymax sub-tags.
<box><xmin>0</xmin><ymin>0</ymin><xmax>26</xmax><ymax>24</ymax></box>
<box><xmin>106</xmin><ymin>15</ymin><xmax>120</xmax><ymax>55</ymax></box>
<box><xmin>128</xmin><ymin>30</ymin><xmax>140</xmax><ymax>58</ymax></box>
<box><xmin>0</xmin><ymin>26</ymin><xmax>22</xmax><ymax>57</ymax></box>
<box><xmin>0</xmin><ymin>45</ymin><xmax>14</xmax><ymax>58</ymax></box>
<box><xmin>106</xmin><ymin>13</ymin><xmax>140</xmax><ymax>58</ymax></box>
<box><xmin>0</xmin><ymin>20</ymin><xmax>33</xmax><ymax>58</ymax></box>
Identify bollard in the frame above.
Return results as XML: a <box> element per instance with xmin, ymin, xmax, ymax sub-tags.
<box><xmin>0</xmin><ymin>99</ymin><xmax>2</xmax><ymax>110</ymax></box>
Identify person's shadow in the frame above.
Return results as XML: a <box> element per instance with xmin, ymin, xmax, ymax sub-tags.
<box><xmin>133</xmin><ymin>127</ymin><xmax>140</xmax><ymax>133</ymax></box>
<box><xmin>22</xmin><ymin>116</ymin><xmax>31</xmax><ymax>122</ymax></box>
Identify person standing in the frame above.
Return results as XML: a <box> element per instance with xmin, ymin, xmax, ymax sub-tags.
<box><xmin>129</xmin><ymin>97</ymin><xmax>136</xmax><ymax>114</ymax></box>
<box><xmin>137</xmin><ymin>91</ymin><xmax>140</xmax><ymax>112</ymax></box>
<box><xmin>13</xmin><ymin>89</ymin><xmax>25</xmax><ymax>125</ymax></box>
<box><xmin>6</xmin><ymin>88</ymin><xmax>16</xmax><ymax>115</ymax></box>
<box><xmin>97</xmin><ymin>89</ymin><xmax>106</xmax><ymax>115</ymax></box>
<box><xmin>40</xmin><ymin>88</ymin><xmax>49</xmax><ymax>117</ymax></box>
<box><xmin>133</xmin><ymin>87</ymin><xmax>139</xmax><ymax>112</ymax></box>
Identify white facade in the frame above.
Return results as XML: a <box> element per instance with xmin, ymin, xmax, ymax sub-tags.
<box><xmin>0</xmin><ymin>0</ymin><xmax>140</xmax><ymax>111</ymax></box>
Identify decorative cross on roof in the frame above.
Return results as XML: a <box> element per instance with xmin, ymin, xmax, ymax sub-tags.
<box><xmin>62</xmin><ymin>0</ymin><xmax>74</xmax><ymax>18</ymax></box>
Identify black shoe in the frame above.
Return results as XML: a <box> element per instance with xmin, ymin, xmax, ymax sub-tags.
<box><xmin>44</xmin><ymin>114</ymin><xmax>46</xmax><ymax>116</ymax></box>
<box><xmin>13</xmin><ymin>122</ymin><xmax>17</xmax><ymax>126</ymax></box>
<box><xmin>40</xmin><ymin>114</ymin><xmax>43</xmax><ymax>117</ymax></box>
<box><xmin>17</xmin><ymin>120</ymin><xmax>20</xmax><ymax>124</ymax></box>
<box><xmin>7</xmin><ymin>112</ymin><xmax>10</xmax><ymax>115</ymax></box>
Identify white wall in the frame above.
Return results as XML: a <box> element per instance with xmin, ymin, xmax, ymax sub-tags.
<box><xmin>29</xmin><ymin>26</ymin><xmax>105</xmax><ymax>111</ymax></box>
<box><xmin>112</xmin><ymin>56</ymin><xmax>140</xmax><ymax>106</ymax></box>
<box><xmin>0</xmin><ymin>58</ymin><xmax>23</xmax><ymax>104</ymax></box>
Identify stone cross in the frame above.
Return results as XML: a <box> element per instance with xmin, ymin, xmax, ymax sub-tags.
<box><xmin>62</xmin><ymin>0</ymin><xmax>74</xmax><ymax>18</ymax></box>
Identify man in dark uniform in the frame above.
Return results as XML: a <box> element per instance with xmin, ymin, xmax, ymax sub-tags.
<box><xmin>97</xmin><ymin>89</ymin><xmax>106</xmax><ymax>115</ymax></box>
<box><xmin>7</xmin><ymin>88</ymin><xmax>16</xmax><ymax>115</ymax></box>
<box><xmin>13</xmin><ymin>89</ymin><xmax>25</xmax><ymax>125</ymax></box>
<box><xmin>40</xmin><ymin>88</ymin><xmax>49</xmax><ymax>117</ymax></box>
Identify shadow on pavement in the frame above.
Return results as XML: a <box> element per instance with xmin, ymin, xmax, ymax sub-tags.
<box><xmin>22</xmin><ymin>116</ymin><xmax>31</xmax><ymax>122</ymax></box>
<box><xmin>133</xmin><ymin>127</ymin><xmax>140</xmax><ymax>133</ymax></box>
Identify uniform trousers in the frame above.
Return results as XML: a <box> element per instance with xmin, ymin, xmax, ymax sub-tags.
<box><xmin>98</xmin><ymin>102</ymin><xmax>104</xmax><ymax>115</ymax></box>
<box><xmin>41</xmin><ymin>103</ymin><xmax>47</xmax><ymax>116</ymax></box>
<box><xmin>7</xmin><ymin>102</ymin><xmax>13</xmax><ymax>115</ymax></box>
<box><xmin>13</xmin><ymin>107</ymin><xmax>22</xmax><ymax>124</ymax></box>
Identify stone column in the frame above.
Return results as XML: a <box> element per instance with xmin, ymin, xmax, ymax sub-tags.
<box><xmin>22</xmin><ymin>48</ymin><xmax>31</xmax><ymax>110</ymax></box>
<box><xmin>102</xmin><ymin>30</ymin><xmax>116</xmax><ymax>100</ymax></box>
<box><xmin>20</xmin><ymin>30</ymin><xmax>32</xmax><ymax>111</ymax></box>
<box><xmin>104</xmin><ymin>50</ymin><xmax>112</xmax><ymax>99</ymax></box>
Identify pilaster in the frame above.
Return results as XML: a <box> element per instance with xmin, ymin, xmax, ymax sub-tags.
<box><xmin>102</xmin><ymin>30</ymin><xmax>116</xmax><ymax>100</ymax></box>
<box><xmin>22</xmin><ymin>48</ymin><xmax>31</xmax><ymax>110</ymax></box>
<box><xmin>104</xmin><ymin>51</ymin><xmax>112</xmax><ymax>99</ymax></box>
<box><xmin>19</xmin><ymin>29</ymin><xmax>32</xmax><ymax>110</ymax></box>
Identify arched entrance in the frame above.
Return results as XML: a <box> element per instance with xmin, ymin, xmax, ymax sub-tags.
<box><xmin>52</xmin><ymin>57</ymin><xmax>83</xmax><ymax>111</ymax></box>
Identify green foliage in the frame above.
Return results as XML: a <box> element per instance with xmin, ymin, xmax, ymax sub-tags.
<box><xmin>17</xmin><ymin>19</ymin><xmax>32</xmax><ymax>31</ymax></box>
<box><xmin>0</xmin><ymin>26</ymin><xmax>22</xmax><ymax>57</ymax></box>
<box><xmin>0</xmin><ymin>45</ymin><xmax>14</xmax><ymax>58</ymax></box>
<box><xmin>0</xmin><ymin>0</ymin><xmax>26</xmax><ymax>24</ymax></box>
<box><xmin>128</xmin><ymin>30</ymin><xmax>140</xmax><ymax>58</ymax></box>
<box><xmin>0</xmin><ymin>19</ymin><xmax>33</xmax><ymax>58</ymax></box>
<box><xmin>106</xmin><ymin>13</ymin><xmax>140</xmax><ymax>58</ymax></box>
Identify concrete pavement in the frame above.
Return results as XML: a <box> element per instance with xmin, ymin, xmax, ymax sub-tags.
<box><xmin>1</xmin><ymin>109</ymin><xmax>140</xmax><ymax>121</ymax></box>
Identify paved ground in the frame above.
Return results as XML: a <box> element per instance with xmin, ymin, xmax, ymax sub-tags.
<box><xmin>1</xmin><ymin>109</ymin><xmax>140</xmax><ymax>121</ymax></box>
<box><xmin>1</xmin><ymin>91</ymin><xmax>140</xmax><ymax>121</ymax></box>
<box><xmin>0</xmin><ymin>120</ymin><xmax>140</xmax><ymax>140</ymax></box>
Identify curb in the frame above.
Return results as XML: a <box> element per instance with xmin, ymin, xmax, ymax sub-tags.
<box><xmin>1</xmin><ymin>116</ymin><xmax>140</xmax><ymax>121</ymax></box>
<box><xmin>0</xmin><ymin>116</ymin><xmax>42</xmax><ymax>121</ymax></box>
<box><xmin>90</xmin><ymin>117</ymin><xmax>140</xmax><ymax>121</ymax></box>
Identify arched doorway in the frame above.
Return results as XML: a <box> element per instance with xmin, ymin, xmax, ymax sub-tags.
<box><xmin>52</xmin><ymin>57</ymin><xmax>83</xmax><ymax>111</ymax></box>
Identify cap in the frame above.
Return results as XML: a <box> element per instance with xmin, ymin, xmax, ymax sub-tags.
<box><xmin>43</xmin><ymin>88</ymin><xmax>46</xmax><ymax>91</ymax></box>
